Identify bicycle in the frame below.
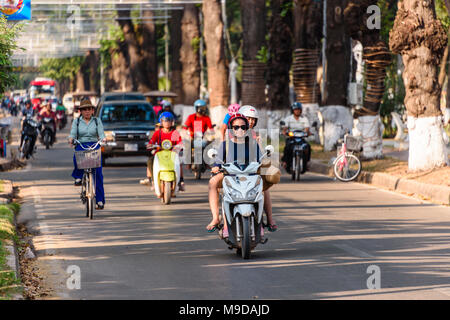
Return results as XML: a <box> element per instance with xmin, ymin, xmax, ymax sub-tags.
<box><xmin>333</xmin><ymin>133</ymin><xmax>362</xmax><ymax>182</ymax></box>
<box><xmin>73</xmin><ymin>139</ymin><xmax>102</xmax><ymax>219</ymax></box>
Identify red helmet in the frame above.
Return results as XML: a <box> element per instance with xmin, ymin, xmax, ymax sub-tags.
<box><xmin>227</xmin><ymin>113</ymin><xmax>249</xmax><ymax>130</ymax></box>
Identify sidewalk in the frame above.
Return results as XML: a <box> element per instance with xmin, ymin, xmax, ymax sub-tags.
<box><xmin>0</xmin><ymin>180</ymin><xmax>23</xmax><ymax>300</ymax></box>
<box><xmin>309</xmin><ymin>141</ymin><xmax>450</xmax><ymax>206</ymax></box>
<box><xmin>0</xmin><ymin>115</ymin><xmax>25</xmax><ymax>172</ymax></box>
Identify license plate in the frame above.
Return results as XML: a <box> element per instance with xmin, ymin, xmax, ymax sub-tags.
<box><xmin>124</xmin><ymin>143</ymin><xmax>138</xmax><ymax>152</ymax></box>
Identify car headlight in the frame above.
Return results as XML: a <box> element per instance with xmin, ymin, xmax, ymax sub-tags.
<box><xmin>105</xmin><ymin>131</ymin><xmax>115</xmax><ymax>142</ymax></box>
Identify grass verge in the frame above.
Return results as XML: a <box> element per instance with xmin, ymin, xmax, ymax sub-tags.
<box><xmin>0</xmin><ymin>203</ymin><xmax>21</xmax><ymax>300</ymax></box>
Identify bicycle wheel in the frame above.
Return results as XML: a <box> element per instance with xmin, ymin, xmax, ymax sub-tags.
<box><xmin>82</xmin><ymin>174</ymin><xmax>89</xmax><ymax>217</ymax></box>
<box><xmin>88</xmin><ymin>172</ymin><xmax>95</xmax><ymax>219</ymax></box>
<box><xmin>334</xmin><ymin>153</ymin><xmax>361</xmax><ymax>182</ymax></box>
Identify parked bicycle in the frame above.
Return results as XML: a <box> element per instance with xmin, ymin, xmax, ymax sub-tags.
<box><xmin>333</xmin><ymin>132</ymin><xmax>362</xmax><ymax>182</ymax></box>
<box><xmin>73</xmin><ymin>139</ymin><xmax>102</xmax><ymax>219</ymax></box>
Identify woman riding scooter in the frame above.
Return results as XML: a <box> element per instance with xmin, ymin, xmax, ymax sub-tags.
<box><xmin>146</xmin><ymin>112</ymin><xmax>185</xmax><ymax>194</ymax></box>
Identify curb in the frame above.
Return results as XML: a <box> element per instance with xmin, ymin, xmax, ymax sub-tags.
<box><xmin>310</xmin><ymin>160</ymin><xmax>450</xmax><ymax>206</ymax></box>
<box><xmin>0</xmin><ymin>180</ymin><xmax>23</xmax><ymax>299</ymax></box>
<box><xmin>0</xmin><ymin>158</ymin><xmax>26</xmax><ymax>172</ymax></box>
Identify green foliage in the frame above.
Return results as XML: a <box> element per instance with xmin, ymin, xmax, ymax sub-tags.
<box><xmin>191</xmin><ymin>36</ymin><xmax>201</xmax><ymax>54</ymax></box>
<box><xmin>378</xmin><ymin>0</ymin><xmax>397</xmax><ymax>45</ymax></box>
<box><xmin>436</xmin><ymin>0</ymin><xmax>450</xmax><ymax>31</ymax></box>
<box><xmin>256</xmin><ymin>46</ymin><xmax>269</xmax><ymax>64</ymax></box>
<box><xmin>40</xmin><ymin>56</ymin><xmax>85</xmax><ymax>84</ymax></box>
<box><xmin>280</xmin><ymin>0</ymin><xmax>294</xmax><ymax>18</ymax></box>
<box><xmin>99</xmin><ymin>24</ymin><xmax>123</xmax><ymax>69</ymax></box>
<box><xmin>0</xmin><ymin>16</ymin><xmax>23</xmax><ymax>98</ymax></box>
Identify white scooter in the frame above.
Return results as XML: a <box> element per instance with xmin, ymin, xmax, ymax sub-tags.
<box><xmin>208</xmin><ymin>145</ymin><xmax>274</xmax><ymax>259</ymax></box>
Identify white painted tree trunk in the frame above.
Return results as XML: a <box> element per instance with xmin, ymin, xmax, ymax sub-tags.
<box><xmin>353</xmin><ymin>115</ymin><xmax>384</xmax><ymax>159</ymax></box>
<box><xmin>320</xmin><ymin>106</ymin><xmax>354</xmax><ymax>151</ymax></box>
<box><xmin>302</xmin><ymin>103</ymin><xmax>321</xmax><ymax>143</ymax></box>
<box><xmin>407</xmin><ymin>116</ymin><xmax>449</xmax><ymax>171</ymax></box>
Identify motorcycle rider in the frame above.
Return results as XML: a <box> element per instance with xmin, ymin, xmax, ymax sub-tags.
<box><xmin>21</xmin><ymin>100</ymin><xmax>34</xmax><ymax>117</ymax></box>
<box><xmin>19</xmin><ymin>100</ymin><xmax>39</xmax><ymax>157</ymax></box>
<box><xmin>184</xmin><ymin>99</ymin><xmax>214</xmax><ymax>139</ymax></box>
<box><xmin>143</xmin><ymin>112</ymin><xmax>186</xmax><ymax>193</ymax></box>
<box><xmin>239</xmin><ymin>105</ymin><xmax>277</xmax><ymax>232</ymax></box>
<box><xmin>281</xmin><ymin>102</ymin><xmax>312</xmax><ymax>173</ymax></box>
<box><xmin>38</xmin><ymin>101</ymin><xmax>57</xmax><ymax>144</ymax></box>
<box><xmin>161</xmin><ymin>100</ymin><xmax>177</xmax><ymax>122</ymax></box>
<box><xmin>55</xmin><ymin>100</ymin><xmax>67</xmax><ymax>129</ymax></box>
<box><xmin>207</xmin><ymin>113</ymin><xmax>263</xmax><ymax>232</ymax></box>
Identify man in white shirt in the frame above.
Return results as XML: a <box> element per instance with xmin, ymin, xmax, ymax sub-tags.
<box><xmin>281</xmin><ymin>102</ymin><xmax>312</xmax><ymax>173</ymax></box>
<box><xmin>281</xmin><ymin>102</ymin><xmax>311</xmax><ymax>135</ymax></box>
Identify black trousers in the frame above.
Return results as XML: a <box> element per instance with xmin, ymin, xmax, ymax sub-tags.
<box><xmin>282</xmin><ymin>138</ymin><xmax>311</xmax><ymax>170</ymax></box>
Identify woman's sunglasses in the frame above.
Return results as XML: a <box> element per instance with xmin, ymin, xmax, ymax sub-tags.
<box><xmin>232</xmin><ymin>125</ymin><xmax>247</xmax><ymax>131</ymax></box>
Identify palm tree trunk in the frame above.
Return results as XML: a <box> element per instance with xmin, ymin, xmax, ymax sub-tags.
<box><xmin>390</xmin><ymin>0</ymin><xmax>449</xmax><ymax>171</ymax></box>
<box><xmin>170</xmin><ymin>9</ymin><xmax>183</xmax><ymax>104</ymax></box>
<box><xmin>267</xmin><ymin>0</ymin><xmax>294</xmax><ymax>111</ymax></box>
<box><xmin>202</xmin><ymin>0</ymin><xmax>229</xmax><ymax>124</ymax></box>
<box><xmin>116</xmin><ymin>5</ymin><xmax>150</xmax><ymax>92</ymax></box>
<box><xmin>240</xmin><ymin>0</ymin><xmax>266</xmax><ymax>109</ymax></box>
<box><xmin>180</xmin><ymin>4</ymin><xmax>201</xmax><ymax>105</ymax></box>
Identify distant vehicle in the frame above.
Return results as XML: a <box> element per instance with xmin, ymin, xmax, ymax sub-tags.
<box><xmin>29</xmin><ymin>78</ymin><xmax>56</xmax><ymax>100</ymax></box>
<box><xmin>95</xmin><ymin>100</ymin><xmax>156</xmax><ymax>165</ymax></box>
<box><xmin>100</xmin><ymin>92</ymin><xmax>146</xmax><ymax>103</ymax></box>
<box><xmin>63</xmin><ymin>93</ymin><xmax>74</xmax><ymax>115</ymax></box>
<box><xmin>97</xmin><ymin>92</ymin><xmax>146</xmax><ymax>112</ymax></box>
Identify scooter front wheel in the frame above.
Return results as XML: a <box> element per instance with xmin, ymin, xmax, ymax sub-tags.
<box><xmin>241</xmin><ymin>216</ymin><xmax>251</xmax><ymax>259</ymax></box>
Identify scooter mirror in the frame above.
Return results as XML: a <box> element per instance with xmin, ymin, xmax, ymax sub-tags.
<box><xmin>265</xmin><ymin>145</ymin><xmax>274</xmax><ymax>155</ymax></box>
<box><xmin>207</xmin><ymin>148</ymin><xmax>218</xmax><ymax>159</ymax></box>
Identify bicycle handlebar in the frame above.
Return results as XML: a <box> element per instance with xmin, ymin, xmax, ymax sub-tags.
<box><xmin>73</xmin><ymin>139</ymin><xmax>103</xmax><ymax>151</ymax></box>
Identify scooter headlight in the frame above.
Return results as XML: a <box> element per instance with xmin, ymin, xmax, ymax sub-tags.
<box><xmin>230</xmin><ymin>189</ymin><xmax>244</xmax><ymax>201</ymax></box>
<box><xmin>161</xmin><ymin>139</ymin><xmax>173</xmax><ymax>150</ymax></box>
<box><xmin>246</xmin><ymin>187</ymin><xmax>258</xmax><ymax>201</ymax></box>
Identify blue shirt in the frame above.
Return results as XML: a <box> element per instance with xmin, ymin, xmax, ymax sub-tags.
<box><xmin>223</xmin><ymin>113</ymin><xmax>231</xmax><ymax>125</ymax></box>
<box><xmin>69</xmin><ymin>116</ymin><xmax>106</xmax><ymax>143</ymax></box>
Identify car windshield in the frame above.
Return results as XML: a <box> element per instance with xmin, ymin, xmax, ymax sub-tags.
<box><xmin>104</xmin><ymin>95</ymin><xmax>145</xmax><ymax>102</ymax></box>
<box><xmin>100</xmin><ymin>104</ymin><xmax>156</xmax><ymax>123</ymax></box>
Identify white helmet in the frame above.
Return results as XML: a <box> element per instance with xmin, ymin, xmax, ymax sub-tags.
<box><xmin>239</xmin><ymin>105</ymin><xmax>259</xmax><ymax>126</ymax></box>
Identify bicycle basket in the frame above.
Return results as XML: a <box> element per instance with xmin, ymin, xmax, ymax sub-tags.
<box><xmin>345</xmin><ymin>135</ymin><xmax>363</xmax><ymax>151</ymax></box>
<box><xmin>75</xmin><ymin>149</ymin><xmax>102</xmax><ymax>169</ymax></box>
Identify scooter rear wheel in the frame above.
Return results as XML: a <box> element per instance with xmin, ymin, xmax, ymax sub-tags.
<box><xmin>163</xmin><ymin>181</ymin><xmax>172</xmax><ymax>205</ymax></box>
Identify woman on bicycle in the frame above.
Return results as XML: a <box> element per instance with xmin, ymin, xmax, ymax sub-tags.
<box><xmin>68</xmin><ymin>99</ymin><xmax>106</xmax><ymax>210</ymax></box>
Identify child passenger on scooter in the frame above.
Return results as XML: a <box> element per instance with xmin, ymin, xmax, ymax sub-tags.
<box><xmin>147</xmin><ymin>112</ymin><xmax>185</xmax><ymax>194</ymax></box>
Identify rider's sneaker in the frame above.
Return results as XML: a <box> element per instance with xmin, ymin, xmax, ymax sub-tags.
<box><xmin>96</xmin><ymin>202</ymin><xmax>104</xmax><ymax>210</ymax></box>
<box><xmin>178</xmin><ymin>181</ymin><xmax>185</xmax><ymax>191</ymax></box>
<box><xmin>74</xmin><ymin>179</ymin><xmax>82</xmax><ymax>186</ymax></box>
<box><xmin>140</xmin><ymin>178</ymin><xmax>150</xmax><ymax>185</ymax></box>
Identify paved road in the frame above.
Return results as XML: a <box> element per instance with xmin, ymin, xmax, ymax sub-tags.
<box><xmin>2</xmin><ymin>123</ymin><xmax>450</xmax><ymax>300</ymax></box>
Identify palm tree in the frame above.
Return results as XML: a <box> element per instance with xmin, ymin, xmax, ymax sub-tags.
<box><xmin>202</xmin><ymin>0</ymin><xmax>229</xmax><ymax>110</ymax></box>
<box><xmin>390</xmin><ymin>0</ymin><xmax>449</xmax><ymax>171</ymax></box>
<box><xmin>240</xmin><ymin>0</ymin><xmax>267</xmax><ymax>109</ymax></box>
<box><xmin>344</xmin><ymin>0</ymin><xmax>391</xmax><ymax>159</ymax></box>
<box><xmin>180</xmin><ymin>4</ymin><xmax>201</xmax><ymax>105</ymax></box>
<box><xmin>267</xmin><ymin>0</ymin><xmax>294</xmax><ymax>111</ymax></box>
